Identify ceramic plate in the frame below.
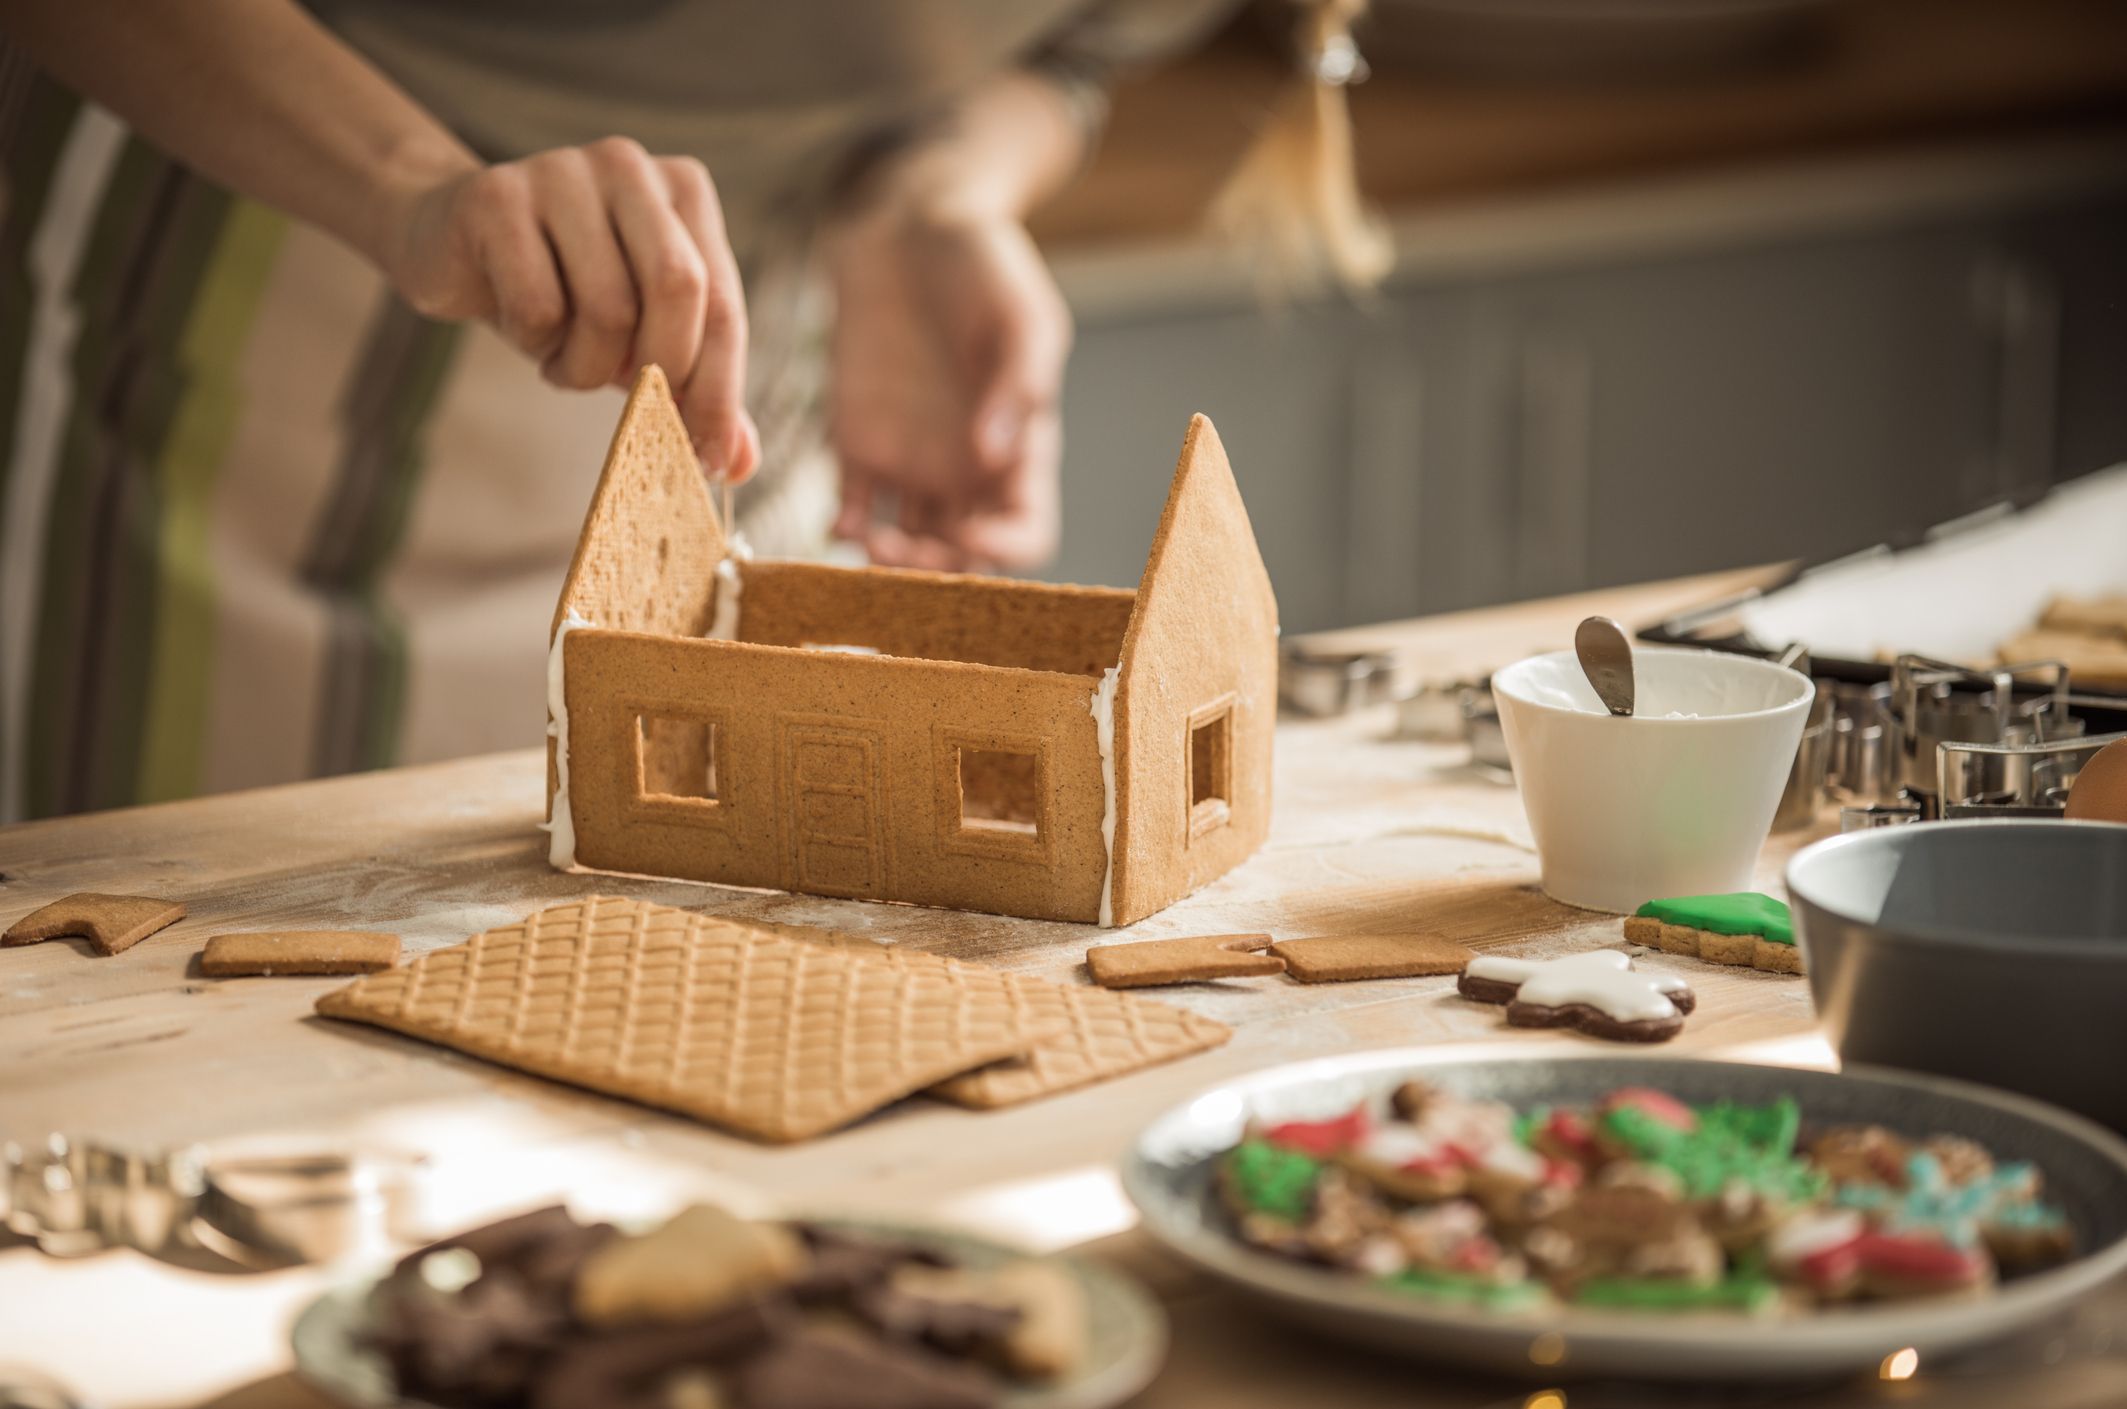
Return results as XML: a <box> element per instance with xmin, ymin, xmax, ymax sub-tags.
<box><xmin>1123</xmin><ymin>1051</ymin><xmax>2127</xmax><ymax>1381</ymax></box>
<box><xmin>293</xmin><ymin>1218</ymin><xmax>1165</xmax><ymax>1409</ymax></box>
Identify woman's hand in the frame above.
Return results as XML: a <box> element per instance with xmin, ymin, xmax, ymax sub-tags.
<box><xmin>827</xmin><ymin>201</ymin><xmax>1069</xmax><ymax>570</ymax></box>
<box><xmin>383</xmin><ymin>137</ymin><xmax>760</xmax><ymax>481</ymax></box>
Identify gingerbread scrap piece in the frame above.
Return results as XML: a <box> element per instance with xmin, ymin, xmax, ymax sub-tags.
<box><xmin>201</xmin><ymin>930</ymin><xmax>401</xmax><ymax>976</ymax></box>
<box><xmin>315</xmin><ymin>897</ymin><xmax>1068</xmax><ymax>1143</ymax></box>
<box><xmin>1084</xmin><ymin>933</ymin><xmax>1281</xmax><ymax>988</ymax></box>
<box><xmin>3</xmin><ymin>892</ymin><xmax>186</xmax><ymax>955</ymax></box>
<box><xmin>1458</xmin><ymin>950</ymin><xmax>1694</xmax><ymax>1043</ymax></box>
<box><xmin>1271</xmin><ymin>934</ymin><xmax>1475</xmax><ymax>983</ymax></box>
<box><xmin>1622</xmin><ymin>893</ymin><xmax>1801</xmax><ymax>976</ymax></box>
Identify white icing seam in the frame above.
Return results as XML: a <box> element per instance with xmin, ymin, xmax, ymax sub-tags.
<box><xmin>544</xmin><ymin>610</ymin><xmax>593</xmax><ymax>870</ymax></box>
<box><xmin>1090</xmin><ymin>665</ymin><xmax>1121</xmax><ymax>927</ymax></box>
<box><xmin>706</xmin><ymin>532</ymin><xmax>754</xmax><ymax>642</ymax></box>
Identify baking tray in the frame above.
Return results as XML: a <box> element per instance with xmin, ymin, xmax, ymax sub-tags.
<box><xmin>1639</xmin><ymin>465</ymin><xmax>2127</xmax><ymax>731</ymax></box>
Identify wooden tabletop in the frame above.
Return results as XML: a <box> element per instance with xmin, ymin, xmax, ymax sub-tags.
<box><xmin>4</xmin><ymin>566</ymin><xmax>2124</xmax><ymax>1408</ymax></box>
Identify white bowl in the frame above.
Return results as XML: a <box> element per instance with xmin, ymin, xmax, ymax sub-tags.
<box><xmin>1493</xmin><ymin>648</ymin><xmax>1813</xmax><ymax>912</ymax></box>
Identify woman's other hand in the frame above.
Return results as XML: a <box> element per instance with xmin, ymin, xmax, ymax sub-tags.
<box><xmin>827</xmin><ymin>200</ymin><xmax>1068</xmax><ymax>571</ymax></box>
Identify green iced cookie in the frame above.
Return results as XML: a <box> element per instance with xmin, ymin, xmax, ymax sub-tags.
<box><xmin>1223</xmin><ymin>1139</ymin><xmax>1323</xmax><ymax>1221</ymax></box>
<box><xmin>1575</xmin><ymin>1272</ymin><xmax>1781</xmax><ymax>1313</ymax></box>
<box><xmin>1633</xmin><ymin>893</ymin><xmax>1793</xmax><ymax>946</ymax></box>
<box><xmin>1382</xmin><ymin>1267</ymin><xmax>1549</xmax><ymax>1311</ymax></box>
<box><xmin>1601</xmin><ymin>1097</ymin><xmax>1821</xmax><ymax>1203</ymax></box>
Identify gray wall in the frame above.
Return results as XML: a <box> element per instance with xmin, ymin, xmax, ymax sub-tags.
<box><xmin>1048</xmin><ymin>187</ymin><xmax>2127</xmax><ymax>633</ymax></box>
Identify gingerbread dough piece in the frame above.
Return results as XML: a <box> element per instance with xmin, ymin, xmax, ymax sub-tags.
<box><xmin>201</xmin><ymin>930</ymin><xmax>401</xmax><ymax>976</ymax></box>
<box><xmin>1457</xmin><ymin>950</ymin><xmax>1694</xmax><ymax>1043</ymax></box>
<box><xmin>3</xmin><ymin>893</ymin><xmax>186</xmax><ymax>955</ymax></box>
<box><xmin>1270</xmin><ymin>934</ymin><xmax>1475</xmax><ymax>983</ymax></box>
<box><xmin>1085</xmin><ymin>933</ymin><xmax>1281</xmax><ymax>988</ymax></box>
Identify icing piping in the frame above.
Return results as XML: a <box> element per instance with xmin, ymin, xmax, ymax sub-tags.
<box><xmin>1090</xmin><ymin>665</ymin><xmax>1121</xmax><ymax>926</ymax></box>
<box><xmin>1465</xmin><ymin>950</ymin><xmax>1689</xmax><ymax>1023</ymax></box>
<box><xmin>1634</xmin><ymin>892</ymin><xmax>1794</xmax><ymax>945</ymax></box>
<box><xmin>705</xmin><ymin>532</ymin><xmax>754</xmax><ymax>642</ymax></box>
<box><xmin>544</xmin><ymin>609</ymin><xmax>593</xmax><ymax>869</ymax></box>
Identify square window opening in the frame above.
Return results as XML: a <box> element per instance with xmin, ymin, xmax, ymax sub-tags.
<box><xmin>1190</xmin><ymin>707</ymin><xmax>1232</xmax><ymax>832</ymax></box>
<box><xmin>956</xmin><ymin>746</ymin><xmax>1041</xmax><ymax>839</ymax></box>
<box><xmin>638</xmin><ymin>713</ymin><xmax>719</xmax><ymax>804</ymax></box>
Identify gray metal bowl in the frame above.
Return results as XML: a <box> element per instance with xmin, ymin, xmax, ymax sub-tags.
<box><xmin>1123</xmin><ymin>1051</ymin><xmax>2127</xmax><ymax>1381</ymax></box>
<box><xmin>1789</xmin><ymin>820</ymin><xmax>2127</xmax><ymax>1129</ymax></box>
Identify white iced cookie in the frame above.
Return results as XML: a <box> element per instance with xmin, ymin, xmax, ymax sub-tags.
<box><xmin>1458</xmin><ymin>950</ymin><xmax>1696</xmax><ymax>1042</ymax></box>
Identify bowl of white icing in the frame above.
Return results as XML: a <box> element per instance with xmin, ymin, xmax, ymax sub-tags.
<box><xmin>1491</xmin><ymin>647</ymin><xmax>1813</xmax><ymax>912</ymax></box>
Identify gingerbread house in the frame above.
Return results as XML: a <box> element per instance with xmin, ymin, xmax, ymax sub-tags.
<box><xmin>544</xmin><ymin>368</ymin><xmax>1277</xmax><ymax>926</ymax></box>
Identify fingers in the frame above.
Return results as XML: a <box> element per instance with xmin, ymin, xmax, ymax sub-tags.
<box><xmin>601</xmin><ymin>146</ymin><xmax>707</xmax><ymax>405</ymax></box>
<box><xmin>662</xmin><ymin>154</ymin><xmax>754</xmax><ymax>481</ymax></box>
<box><xmin>835</xmin><ymin>464</ymin><xmax>972</xmax><ymax>572</ymax></box>
<box><xmin>449</xmin><ymin>140</ymin><xmax>755</xmax><ymax>479</ymax></box>
<box><xmin>532</xmin><ymin>150</ymin><xmax>639</xmax><ymax>392</ymax></box>
<box><xmin>968</xmin><ymin>267</ymin><xmax>1070</xmax><ymax>476</ymax></box>
<box><xmin>952</xmin><ymin>409</ymin><xmax>1062</xmax><ymax>568</ymax></box>
<box><xmin>461</xmin><ymin>168</ymin><xmax>565</xmax><ymax>360</ymax></box>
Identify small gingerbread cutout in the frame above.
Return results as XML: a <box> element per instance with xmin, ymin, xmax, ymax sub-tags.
<box><xmin>1085</xmin><ymin>933</ymin><xmax>1282</xmax><ymax>988</ymax></box>
<box><xmin>3</xmin><ymin>892</ymin><xmax>186</xmax><ymax>956</ymax></box>
<box><xmin>1457</xmin><ymin>950</ymin><xmax>1694</xmax><ymax>1043</ymax></box>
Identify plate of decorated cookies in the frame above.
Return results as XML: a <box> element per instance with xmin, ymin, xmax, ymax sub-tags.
<box><xmin>1123</xmin><ymin>1052</ymin><xmax>2127</xmax><ymax>1381</ymax></box>
<box><xmin>292</xmin><ymin>1203</ymin><xmax>1164</xmax><ymax>1409</ymax></box>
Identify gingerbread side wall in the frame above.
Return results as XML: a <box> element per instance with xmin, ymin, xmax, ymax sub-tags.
<box><xmin>548</xmin><ymin>366</ymin><xmax>726</xmax><ymax>839</ymax></box>
<box><xmin>551</xmin><ymin>365</ymin><xmax>725</xmax><ymax>639</ymax></box>
<box><xmin>1107</xmin><ymin>415</ymin><xmax>1279</xmax><ymax>925</ymax></box>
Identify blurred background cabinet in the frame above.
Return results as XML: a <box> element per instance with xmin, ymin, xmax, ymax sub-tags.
<box><xmin>1048</xmin><ymin>176</ymin><xmax>2127</xmax><ymax>633</ymax></box>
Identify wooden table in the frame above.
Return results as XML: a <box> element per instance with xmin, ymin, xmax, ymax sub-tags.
<box><xmin>4</xmin><ymin>568</ymin><xmax>2124</xmax><ymax>1408</ymax></box>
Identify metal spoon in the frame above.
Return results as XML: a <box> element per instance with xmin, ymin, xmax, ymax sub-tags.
<box><xmin>1574</xmin><ymin>616</ymin><xmax>1636</xmax><ymax>717</ymax></box>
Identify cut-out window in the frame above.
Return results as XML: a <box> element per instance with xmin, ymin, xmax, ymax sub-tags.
<box><xmin>1189</xmin><ymin>702</ymin><xmax>1233</xmax><ymax>835</ymax></box>
<box><xmin>956</xmin><ymin>746</ymin><xmax>1041</xmax><ymax>839</ymax></box>
<box><xmin>638</xmin><ymin>713</ymin><xmax>719</xmax><ymax>804</ymax></box>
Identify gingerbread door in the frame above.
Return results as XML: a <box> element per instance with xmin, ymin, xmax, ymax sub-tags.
<box><xmin>778</xmin><ymin>717</ymin><xmax>890</xmax><ymax>899</ymax></box>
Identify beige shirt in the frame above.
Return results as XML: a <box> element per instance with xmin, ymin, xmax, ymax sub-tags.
<box><xmin>0</xmin><ymin>2</ymin><xmax>1242</xmax><ymax>820</ymax></box>
<box><xmin>309</xmin><ymin>0</ymin><xmax>1239</xmax><ymax>264</ymax></box>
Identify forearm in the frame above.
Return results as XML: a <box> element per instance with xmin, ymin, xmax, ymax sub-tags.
<box><xmin>848</xmin><ymin>69</ymin><xmax>1089</xmax><ymax>224</ymax></box>
<box><xmin>0</xmin><ymin>0</ymin><xmax>474</xmax><ymax>269</ymax></box>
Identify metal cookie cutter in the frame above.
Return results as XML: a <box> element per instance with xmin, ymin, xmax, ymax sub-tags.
<box><xmin>1</xmin><ymin>1134</ymin><xmax>424</xmax><ymax>1267</ymax></box>
<box><xmin>1280</xmin><ymin>642</ymin><xmax>1401</xmax><ymax>717</ymax></box>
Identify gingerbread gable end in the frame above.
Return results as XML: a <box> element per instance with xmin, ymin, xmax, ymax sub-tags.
<box><xmin>552</xmin><ymin>366</ymin><xmax>724</xmax><ymax>640</ymax></box>
<box><xmin>1107</xmin><ymin>414</ymin><xmax>1279</xmax><ymax>923</ymax></box>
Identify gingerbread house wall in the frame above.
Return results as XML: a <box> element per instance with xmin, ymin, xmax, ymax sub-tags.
<box><xmin>551</xmin><ymin>367</ymin><xmax>724</xmax><ymax>639</ymax></box>
<box><xmin>561</xmin><ymin>629</ymin><xmax>1110</xmax><ymax>922</ymax></box>
<box><xmin>734</xmin><ymin>561</ymin><xmax>1134</xmax><ymax>678</ymax></box>
<box><xmin>1106</xmin><ymin>414</ymin><xmax>1279</xmax><ymax>926</ymax></box>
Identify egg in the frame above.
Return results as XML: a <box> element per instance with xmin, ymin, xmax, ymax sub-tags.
<box><xmin>2065</xmin><ymin>736</ymin><xmax>2127</xmax><ymax>823</ymax></box>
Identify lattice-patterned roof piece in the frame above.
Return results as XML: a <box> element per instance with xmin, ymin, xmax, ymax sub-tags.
<box><xmin>315</xmin><ymin>897</ymin><xmax>1066</xmax><ymax>1142</ymax></box>
<box><xmin>885</xmin><ymin>950</ymin><xmax>1231</xmax><ymax>1109</ymax></box>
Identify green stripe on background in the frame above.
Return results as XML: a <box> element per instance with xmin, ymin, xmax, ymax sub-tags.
<box><xmin>350</xmin><ymin>317</ymin><xmax>464</xmax><ymax>773</ymax></box>
<box><xmin>309</xmin><ymin>310</ymin><xmax>463</xmax><ymax>776</ymax></box>
<box><xmin>23</xmin><ymin>149</ymin><xmax>238</xmax><ymax>815</ymax></box>
<box><xmin>0</xmin><ymin>77</ymin><xmax>84</xmax><ymax>554</ymax></box>
<box><xmin>22</xmin><ymin>137</ymin><xmax>169</xmax><ymax>817</ymax></box>
<box><xmin>75</xmin><ymin>175</ymin><xmax>236</xmax><ymax>811</ymax></box>
<box><xmin>134</xmin><ymin>200</ymin><xmax>287</xmax><ymax>803</ymax></box>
